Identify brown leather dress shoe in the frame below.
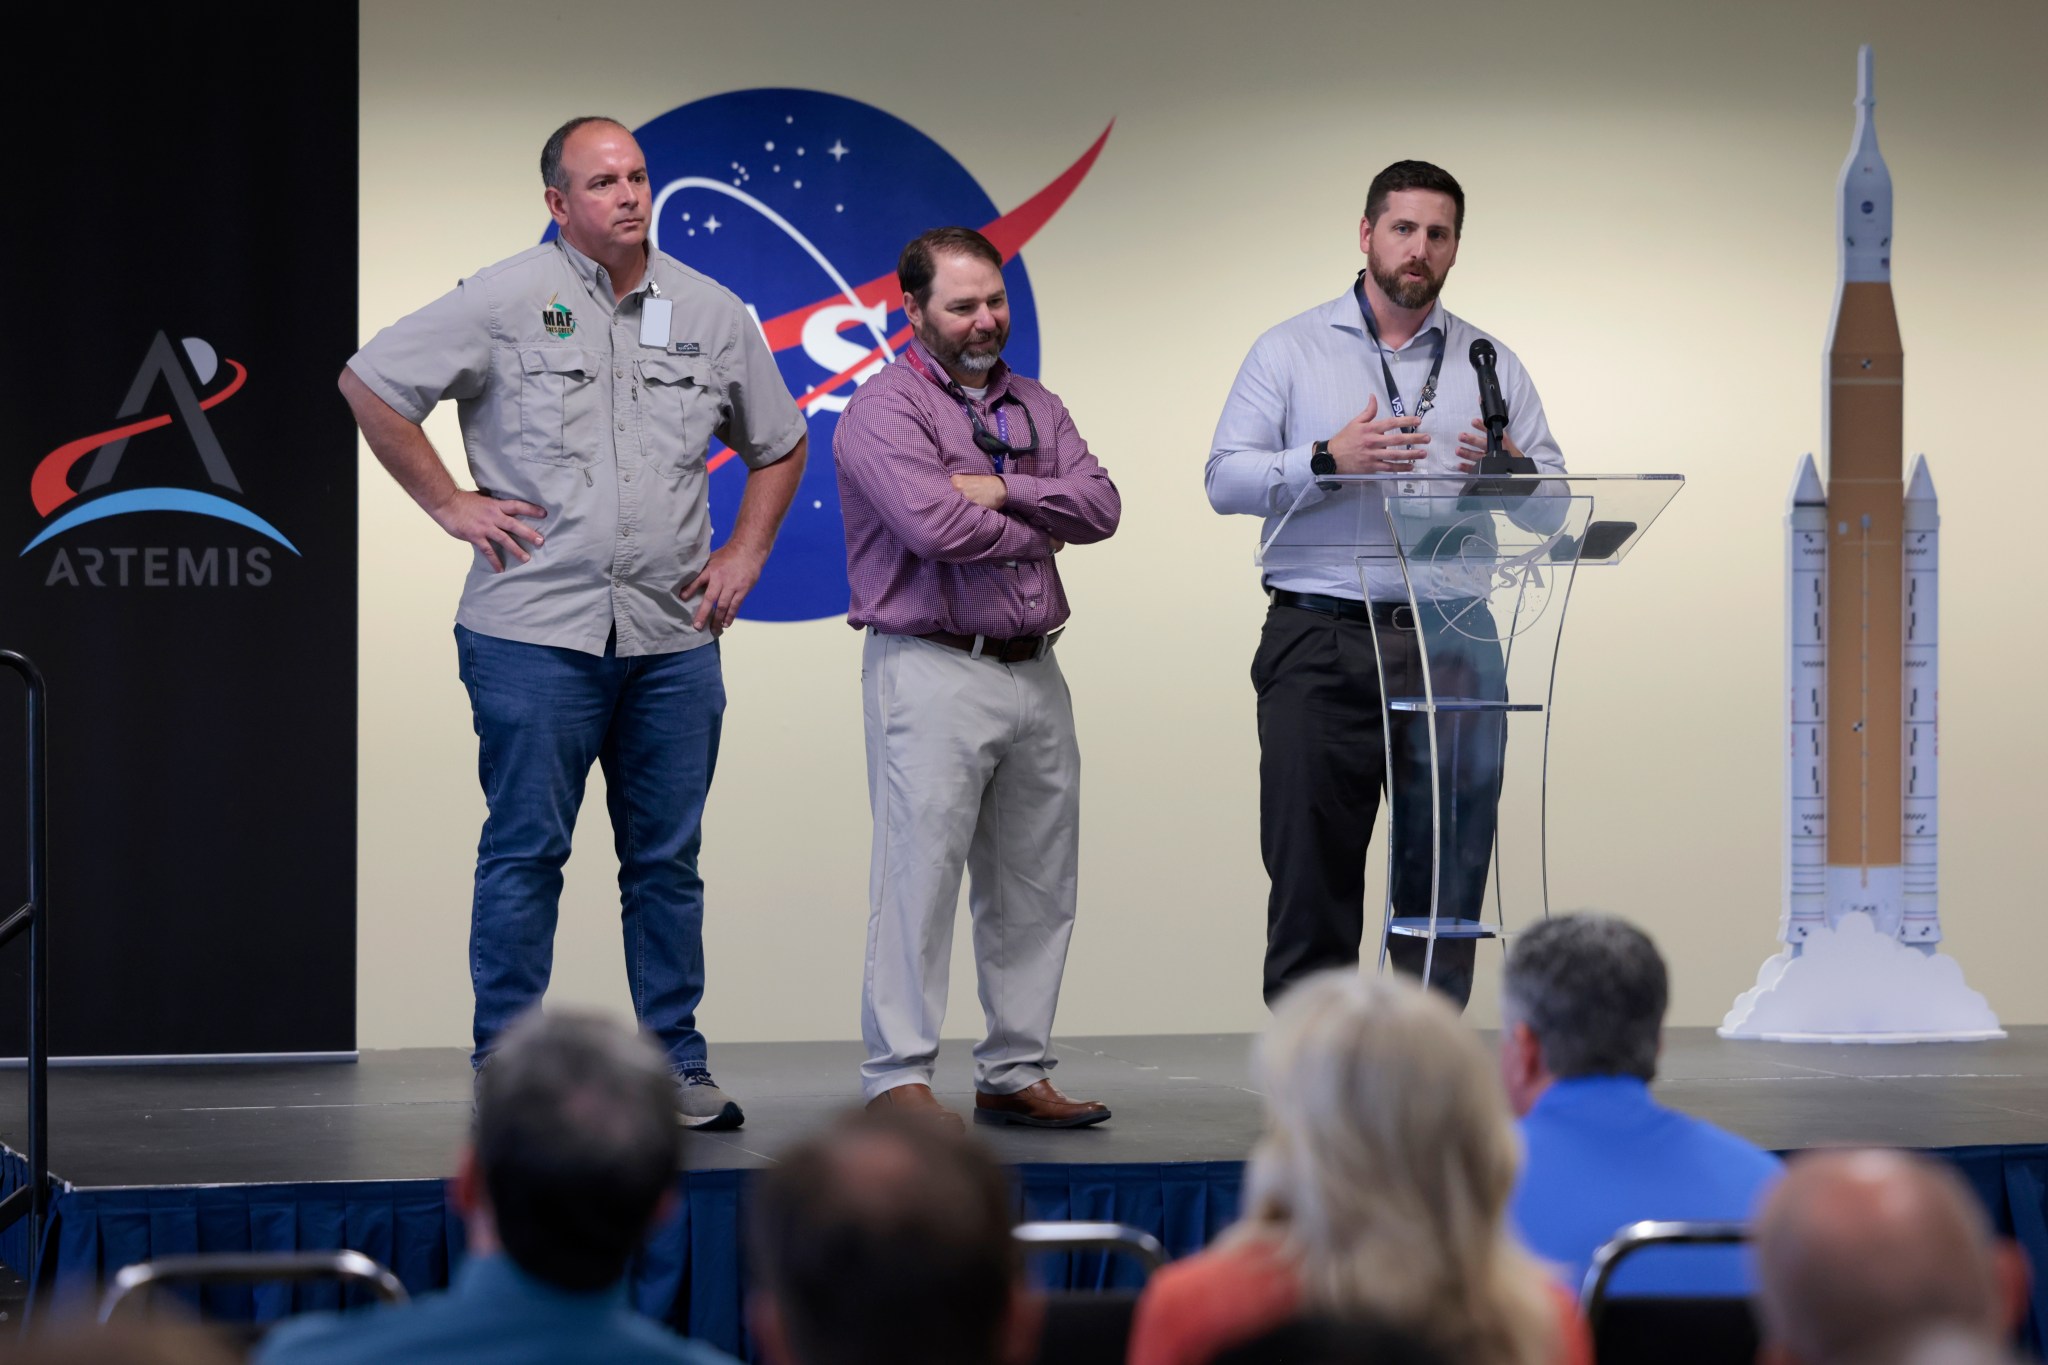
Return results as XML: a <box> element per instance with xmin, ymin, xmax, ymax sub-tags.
<box><xmin>866</xmin><ymin>1082</ymin><xmax>965</xmax><ymax>1131</ymax></box>
<box><xmin>974</xmin><ymin>1080</ymin><xmax>1111</xmax><ymax>1129</ymax></box>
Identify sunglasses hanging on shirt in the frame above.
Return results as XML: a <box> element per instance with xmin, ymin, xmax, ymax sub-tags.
<box><xmin>963</xmin><ymin>395</ymin><xmax>1038</xmax><ymax>472</ymax></box>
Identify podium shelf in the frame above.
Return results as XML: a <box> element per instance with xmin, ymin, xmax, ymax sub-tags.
<box><xmin>1387</xmin><ymin>917</ymin><xmax>1500</xmax><ymax>939</ymax></box>
<box><xmin>1386</xmin><ymin>697</ymin><xmax>1544</xmax><ymax>713</ymax></box>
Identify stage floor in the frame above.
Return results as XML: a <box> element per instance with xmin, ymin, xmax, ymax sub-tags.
<box><xmin>8</xmin><ymin>1026</ymin><xmax>2048</xmax><ymax>1191</ymax></box>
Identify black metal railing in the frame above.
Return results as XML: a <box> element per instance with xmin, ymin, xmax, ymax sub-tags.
<box><xmin>0</xmin><ymin>651</ymin><xmax>49</xmax><ymax>1293</ymax></box>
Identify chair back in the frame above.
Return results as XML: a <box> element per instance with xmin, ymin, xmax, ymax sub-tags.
<box><xmin>1580</xmin><ymin>1220</ymin><xmax>1757</xmax><ymax>1365</ymax></box>
<box><xmin>97</xmin><ymin>1250</ymin><xmax>408</xmax><ymax>1325</ymax></box>
<box><xmin>1015</xmin><ymin>1222</ymin><xmax>1164</xmax><ymax>1365</ymax></box>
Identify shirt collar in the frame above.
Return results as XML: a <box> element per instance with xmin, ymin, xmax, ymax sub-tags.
<box><xmin>454</xmin><ymin>1252</ymin><xmax>630</xmax><ymax>1315</ymax></box>
<box><xmin>1529</xmin><ymin>1073</ymin><xmax>1655</xmax><ymax>1117</ymax></box>
<box><xmin>903</xmin><ymin>336</ymin><xmax>1012</xmax><ymax>401</ymax></box>
<box><xmin>554</xmin><ymin>235</ymin><xmax>657</xmax><ymax>312</ymax></box>
<box><xmin>1326</xmin><ymin>283</ymin><xmax>1451</xmax><ymax>353</ymax></box>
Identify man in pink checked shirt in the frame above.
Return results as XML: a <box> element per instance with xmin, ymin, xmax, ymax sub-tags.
<box><xmin>833</xmin><ymin>226</ymin><xmax>1122</xmax><ymax>1131</ymax></box>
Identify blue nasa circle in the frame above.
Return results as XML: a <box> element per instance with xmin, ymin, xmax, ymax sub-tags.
<box><xmin>544</xmin><ymin>88</ymin><xmax>1040</xmax><ymax>622</ymax></box>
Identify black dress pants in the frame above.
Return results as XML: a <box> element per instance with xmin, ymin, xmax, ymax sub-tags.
<box><xmin>1253</xmin><ymin>601</ymin><xmax>1507</xmax><ymax>1010</ymax></box>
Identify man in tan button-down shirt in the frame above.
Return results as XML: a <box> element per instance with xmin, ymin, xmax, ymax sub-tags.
<box><xmin>340</xmin><ymin>116</ymin><xmax>807</xmax><ymax>1129</ymax></box>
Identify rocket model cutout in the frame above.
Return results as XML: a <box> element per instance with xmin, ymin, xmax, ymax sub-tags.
<box><xmin>1724</xmin><ymin>47</ymin><xmax>1997</xmax><ymax>1042</ymax></box>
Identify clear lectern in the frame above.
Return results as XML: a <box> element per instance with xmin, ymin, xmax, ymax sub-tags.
<box><xmin>1257</xmin><ymin>472</ymin><xmax>1684</xmax><ymax>988</ymax></box>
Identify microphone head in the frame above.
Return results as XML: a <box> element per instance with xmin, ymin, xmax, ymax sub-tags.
<box><xmin>1469</xmin><ymin>338</ymin><xmax>1498</xmax><ymax>368</ymax></box>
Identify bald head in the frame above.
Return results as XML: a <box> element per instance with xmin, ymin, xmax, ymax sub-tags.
<box><xmin>1756</xmin><ymin>1150</ymin><xmax>2022</xmax><ymax>1365</ymax></box>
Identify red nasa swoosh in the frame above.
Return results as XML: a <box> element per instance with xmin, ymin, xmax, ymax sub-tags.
<box><xmin>30</xmin><ymin>360</ymin><xmax>248</xmax><ymax>517</ymax></box>
<box><xmin>707</xmin><ymin>121</ymin><xmax>1112</xmax><ymax>473</ymax></box>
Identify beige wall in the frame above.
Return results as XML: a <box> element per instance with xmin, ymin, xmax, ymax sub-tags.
<box><xmin>358</xmin><ymin>0</ymin><xmax>2048</xmax><ymax>1052</ymax></box>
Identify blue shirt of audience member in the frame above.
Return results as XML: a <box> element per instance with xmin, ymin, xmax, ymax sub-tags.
<box><xmin>253</xmin><ymin>1253</ymin><xmax>735</xmax><ymax>1365</ymax></box>
<box><xmin>1511</xmin><ymin>1074</ymin><xmax>1783</xmax><ymax>1296</ymax></box>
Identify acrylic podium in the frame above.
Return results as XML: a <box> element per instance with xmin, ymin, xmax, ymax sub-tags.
<box><xmin>1257</xmin><ymin>472</ymin><xmax>1684</xmax><ymax>988</ymax></box>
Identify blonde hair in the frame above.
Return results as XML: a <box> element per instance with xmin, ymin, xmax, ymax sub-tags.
<box><xmin>1238</xmin><ymin>971</ymin><xmax>1557</xmax><ymax>1365</ymax></box>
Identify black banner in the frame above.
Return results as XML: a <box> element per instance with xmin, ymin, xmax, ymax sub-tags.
<box><xmin>0</xmin><ymin>9</ymin><xmax>359</xmax><ymax>1055</ymax></box>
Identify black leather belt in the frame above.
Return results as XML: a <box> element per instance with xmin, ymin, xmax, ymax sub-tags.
<box><xmin>1268</xmin><ymin>588</ymin><xmax>1415</xmax><ymax>629</ymax></box>
<box><xmin>919</xmin><ymin>627</ymin><xmax>1062</xmax><ymax>663</ymax></box>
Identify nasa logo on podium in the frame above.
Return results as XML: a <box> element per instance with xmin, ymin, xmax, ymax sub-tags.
<box><xmin>544</xmin><ymin>88</ymin><xmax>1111</xmax><ymax>622</ymax></box>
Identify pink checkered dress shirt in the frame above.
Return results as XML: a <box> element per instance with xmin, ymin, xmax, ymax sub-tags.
<box><xmin>833</xmin><ymin>342</ymin><xmax>1120</xmax><ymax>638</ymax></box>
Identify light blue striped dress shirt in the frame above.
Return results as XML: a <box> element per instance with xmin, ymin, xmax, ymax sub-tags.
<box><xmin>1206</xmin><ymin>286</ymin><xmax>1566</xmax><ymax>600</ymax></box>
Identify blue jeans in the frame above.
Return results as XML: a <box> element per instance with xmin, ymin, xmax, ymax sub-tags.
<box><xmin>455</xmin><ymin>625</ymin><xmax>725</xmax><ymax>1072</ymax></box>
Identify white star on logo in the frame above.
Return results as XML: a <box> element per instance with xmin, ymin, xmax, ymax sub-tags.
<box><xmin>827</xmin><ymin>139</ymin><xmax>849</xmax><ymax>162</ymax></box>
<box><xmin>704</xmin><ymin>214</ymin><xmax>722</xmax><ymax>234</ymax></box>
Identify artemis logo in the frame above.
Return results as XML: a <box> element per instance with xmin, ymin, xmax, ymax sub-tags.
<box><xmin>26</xmin><ymin>330</ymin><xmax>299</xmax><ymax>587</ymax></box>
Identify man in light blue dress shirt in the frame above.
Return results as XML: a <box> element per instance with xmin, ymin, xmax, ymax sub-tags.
<box><xmin>1208</xmin><ymin>161</ymin><xmax>1566</xmax><ymax>1009</ymax></box>
<box><xmin>1503</xmin><ymin>915</ymin><xmax>1782</xmax><ymax>1296</ymax></box>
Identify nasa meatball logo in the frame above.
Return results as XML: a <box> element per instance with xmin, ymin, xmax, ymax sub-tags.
<box><xmin>545</xmin><ymin>88</ymin><xmax>1110</xmax><ymax>622</ymax></box>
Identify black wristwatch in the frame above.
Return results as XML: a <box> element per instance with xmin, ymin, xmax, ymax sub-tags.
<box><xmin>1311</xmin><ymin>440</ymin><xmax>1337</xmax><ymax>484</ymax></box>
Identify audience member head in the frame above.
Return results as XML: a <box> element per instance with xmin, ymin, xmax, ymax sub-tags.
<box><xmin>1242</xmin><ymin>971</ymin><xmax>1555</xmax><ymax>1365</ymax></box>
<box><xmin>749</xmin><ymin>1110</ymin><xmax>1033</xmax><ymax>1365</ymax></box>
<box><xmin>1755</xmin><ymin>1148</ymin><xmax>2029</xmax><ymax>1365</ymax></box>
<box><xmin>1498</xmin><ymin>913</ymin><xmax>1667</xmax><ymax>1116</ymax></box>
<box><xmin>464</xmin><ymin>1008</ymin><xmax>680</xmax><ymax>1292</ymax></box>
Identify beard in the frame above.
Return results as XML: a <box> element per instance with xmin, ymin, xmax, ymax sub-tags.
<box><xmin>1369</xmin><ymin>253</ymin><xmax>1445</xmax><ymax>311</ymax></box>
<box><xmin>917</xmin><ymin>318</ymin><xmax>1008</xmax><ymax>377</ymax></box>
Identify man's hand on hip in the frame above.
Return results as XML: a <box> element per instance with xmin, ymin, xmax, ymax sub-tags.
<box><xmin>680</xmin><ymin>540</ymin><xmax>769</xmax><ymax>634</ymax></box>
<box><xmin>430</xmin><ymin>489</ymin><xmax>547</xmax><ymax>572</ymax></box>
<box><xmin>1327</xmin><ymin>395</ymin><xmax>1429</xmax><ymax>474</ymax></box>
<box><xmin>951</xmin><ymin>473</ymin><xmax>1008</xmax><ymax>510</ymax></box>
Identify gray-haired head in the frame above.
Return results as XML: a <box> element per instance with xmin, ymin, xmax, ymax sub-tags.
<box><xmin>541</xmin><ymin>116</ymin><xmax>629</xmax><ymax>191</ymax></box>
<box><xmin>475</xmin><ymin>1008</ymin><xmax>678</xmax><ymax>1291</ymax></box>
<box><xmin>1500</xmin><ymin>914</ymin><xmax>1666</xmax><ymax>1081</ymax></box>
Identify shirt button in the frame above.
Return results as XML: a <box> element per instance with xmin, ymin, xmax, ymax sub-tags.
<box><xmin>615</xmin><ymin>368</ymin><xmax>623</xmax><ymax>378</ymax></box>
<box><xmin>1028</xmin><ymin>599</ymin><xmax>1039</xmax><ymax>607</ymax></box>
<box><xmin>624</xmin><ymin>473</ymin><xmax>634</xmax><ymax>482</ymax></box>
<box><xmin>616</xmin><ymin>421</ymin><xmax>625</xmax><ymax>431</ymax></box>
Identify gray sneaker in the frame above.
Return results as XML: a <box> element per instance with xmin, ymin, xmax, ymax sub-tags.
<box><xmin>675</xmin><ymin>1069</ymin><xmax>744</xmax><ymax>1130</ymax></box>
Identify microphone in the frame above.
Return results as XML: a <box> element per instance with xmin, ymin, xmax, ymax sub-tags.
<box><xmin>1470</xmin><ymin>338</ymin><xmax>1509</xmax><ymax>438</ymax></box>
<box><xmin>1464</xmin><ymin>337</ymin><xmax>1536</xmax><ymax>494</ymax></box>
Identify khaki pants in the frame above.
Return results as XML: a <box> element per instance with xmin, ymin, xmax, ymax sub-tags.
<box><xmin>859</xmin><ymin>630</ymin><xmax>1081</xmax><ymax>1100</ymax></box>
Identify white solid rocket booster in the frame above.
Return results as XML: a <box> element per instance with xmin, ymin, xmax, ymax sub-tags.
<box><xmin>1901</xmin><ymin>454</ymin><xmax>1940</xmax><ymax>945</ymax></box>
<box><xmin>1783</xmin><ymin>453</ymin><xmax>1829</xmax><ymax>945</ymax></box>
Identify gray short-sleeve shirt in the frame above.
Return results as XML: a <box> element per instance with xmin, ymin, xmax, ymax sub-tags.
<box><xmin>349</xmin><ymin>237</ymin><xmax>806</xmax><ymax>656</ymax></box>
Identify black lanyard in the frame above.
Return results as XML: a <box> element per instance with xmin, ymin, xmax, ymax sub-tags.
<box><xmin>1353</xmin><ymin>272</ymin><xmax>1445</xmax><ymax>420</ymax></box>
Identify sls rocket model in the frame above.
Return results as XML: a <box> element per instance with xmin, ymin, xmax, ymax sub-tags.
<box><xmin>1782</xmin><ymin>46</ymin><xmax>1940</xmax><ymax>952</ymax></box>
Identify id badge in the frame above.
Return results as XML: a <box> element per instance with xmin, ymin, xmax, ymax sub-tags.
<box><xmin>639</xmin><ymin>297</ymin><xmax>674</xmax><ymax>349</ymax></box>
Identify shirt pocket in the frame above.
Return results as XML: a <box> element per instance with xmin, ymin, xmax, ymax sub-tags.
<box><xmin>636</xmin><ymin>354</ymin><xmax>719</xmax><ymax>475</ymax></box>
<box><xmin>518</xmin><ymin>347</ymin><xmax>599</xmax><ymax>465</ymax></box>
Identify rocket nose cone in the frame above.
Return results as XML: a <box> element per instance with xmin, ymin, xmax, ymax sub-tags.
<box><xmin>1791</xmin><ymin>452</ymin><xmax>1826</xmax><ymax>506</ymax></box>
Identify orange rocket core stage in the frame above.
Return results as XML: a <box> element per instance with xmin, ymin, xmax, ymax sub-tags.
<box><xmin>1825</xmin><ymin>280</ymin><xmax>1904</xmax><ymax>872</ymax></box>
